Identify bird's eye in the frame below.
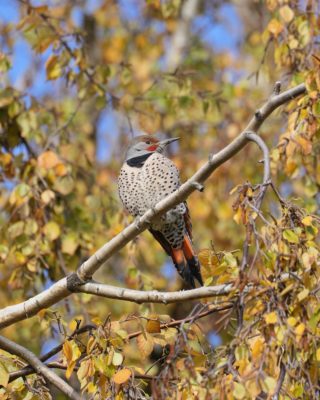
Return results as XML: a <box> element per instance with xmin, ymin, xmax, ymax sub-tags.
<box><xmin>146</xmin><ymin>141</ymin><xmax>151</xmax><ymax>145</ymax></box>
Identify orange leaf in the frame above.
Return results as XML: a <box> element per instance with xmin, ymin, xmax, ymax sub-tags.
<box><xmin>136</xmin><ymin>333</ymin><xmax>154</xmax><ymax>358</ymax></box>
<box><xmin>63</xmin><ymin>341</ymin><xmax>73</xmax><ymax>363</ymax></box>
<box><xmin>146</xmin><ymin>318</ymin><xmax>161</xmax><ymax>334</ymax></box>
<box><xmin>267</xmin><ymin>19</ymin><xmax>283</xmax><ymax>37</ymax></box>
<box><xmin>113</xmin><ymin>368</ymin><xmax>132</xmax><ymax>385</ymax></box>
<box><xmin>38</xmin><ymin>151</ymin><xmax>60</xmax><ymax>169</ymax></box>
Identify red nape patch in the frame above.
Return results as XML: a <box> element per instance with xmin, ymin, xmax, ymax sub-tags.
<box><xmin>147</xmin><ymin>145</ymin><xmax>158</xmax><ymax>151</ymax></box>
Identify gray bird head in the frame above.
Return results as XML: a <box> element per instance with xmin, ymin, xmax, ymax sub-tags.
<box><xmin>125</xmin><ymin>135</ymin><xmax>179</xmax><ymax>162</ymax></box>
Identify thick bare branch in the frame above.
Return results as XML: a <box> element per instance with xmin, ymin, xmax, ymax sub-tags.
<box><xmin>0</xmin><ymin>82</ymin><xmax>306</xmax><ymax>330</ymax></box>
<box><xmin>0</xmin><ymin>335</ymin><xmax>82</xmax><ymax>400</ymax></box>
<box><xmin>0</xmin><ymin>279</ymin><xmax>233</xmax><ymax>329</ymax></box>
<box><xmin>78</xmin><ymin>281</ymin><xmax>234</xmax><ymax>303</ymax></box>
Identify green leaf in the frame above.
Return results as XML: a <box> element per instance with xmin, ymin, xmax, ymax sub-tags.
<box><xmin>283</xmin><ymin>229</ymin><xmax>299</xmax><ymax>244</ymax></box>
<box><xmin>233</xmin><ymin>382</ymin><xmax>246</xmax><ymax>399</ymax></box>
<box><xmin>8</xmin><ymin>221</ymin><xmax>24</xmax><ymax>240</ymax></box>
<box><xmin>43</xmin><ymin>221</ymin><xmax>61</xmax><ymax>241</ymax></box>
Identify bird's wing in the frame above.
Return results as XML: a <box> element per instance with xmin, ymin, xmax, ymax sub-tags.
<box><xmin>183</xmin><ymin>202</ymin><xmax>193</xmax><ymax>240</ymax></box>
<box><xmin>149</xmin><ymin>228</ymin><xmax>172</xmax><ymax>256</ymax></box>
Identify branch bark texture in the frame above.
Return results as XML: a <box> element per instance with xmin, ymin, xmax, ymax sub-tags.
<box><xmin>0</xmin><ymin>83</ymin><xmax>306</xmax><ymax>330</ymax></box>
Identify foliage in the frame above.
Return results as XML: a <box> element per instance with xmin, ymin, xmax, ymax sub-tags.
<box><xmin>0</xmin><ymin>0</ymin><xmax>319</xmax><ymax>399</ymax></box>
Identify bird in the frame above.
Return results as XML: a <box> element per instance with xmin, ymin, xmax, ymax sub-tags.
<box><xmin>118</xmin><ymin>135</ymin><xmax>203</xmax><ymax>288</ymax></box>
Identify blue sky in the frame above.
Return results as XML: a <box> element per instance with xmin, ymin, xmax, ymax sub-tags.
<box><xmin>0</xmin><ymin>0</ymin><xmax>242</xmax><ymax>162</ymax></box>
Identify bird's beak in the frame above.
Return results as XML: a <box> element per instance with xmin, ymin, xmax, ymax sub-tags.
<box><xmin>158</xmin><ymin>137</ymin><xmax>180</xmax><ymax>147</ymax></box>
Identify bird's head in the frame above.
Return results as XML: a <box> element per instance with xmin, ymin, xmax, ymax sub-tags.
<box><xmin>125</xmin><ymin>135</ymin><xmax>179</xmax><ymax>162</ymax></box>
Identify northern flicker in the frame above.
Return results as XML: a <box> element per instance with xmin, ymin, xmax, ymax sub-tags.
<box><xmin>118</xmin><ymin>135</ymin><xmax>203</xmax><ymax>288</ymax></box>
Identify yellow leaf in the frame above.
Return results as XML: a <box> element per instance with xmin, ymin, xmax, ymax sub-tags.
<box><xmin>267</xmin><ymin>19</ymin><xmax>283</xmax><ymax>37</ymax></box>
<box><xmin>41</xmin><ymin>189</ymin><xmax>55</xmax><ymax>205</ymax></box>
<box><xmin>45</xmin><ymin>54</ymin><xmax>62</xmax><ymax>80</ymax></box>
<box><xmin>295</xmin><ymin>323</ymin><xmax>305</xmax><ymax>338</ymax></box>
<box><xmin>251</xmin><ymin>337</ymin><xmax>264</xmax><ymax>360</ymax></box>
<box><xmin>297</xmin><ymin>288</ymin><xmax>309</xmax><ymax>302</ymax></box>
<box><xmin>233</xmin><ymin>207</ymin><xmax>242</xmax><ymax>224</ymax></box>
<box><xmin>316</xmin><ymin>348</ymin><xmax>320</xmax><ymax>361</ymax></box>
<box><xmin>113</xmin><ymin>368</ymin><xmax>132</xmax><ymax>385</ymax></box>
<box><xmin>136</xmin><ymin>333</ymin><xmax>154</xmax><ymax>358</ymax></box>
<box><xmin>43</xmin><ymin>221</ymin><xmax>61</xmax><ymax>241</ymax></box>
<box><xmin>61</xmin><ymin>233</ymin><xmax>79</xmax><ymax>255</ymax></box>
<box><xmin>279</xmin><ymin>5</ymin><xmax>294</xmax><ymax>23</ymax></box>
<box><xmin>262</xmin><ymin>376</ymin><xmax>277</xmax><ymax>393</ymax></box>
<box><xmin>296</xmin><ymin>136</ymin><xmax>312</xmax><ymax>155</ymax></box>
<box><xmin>38</xmin><ymin>150</ymin><xmax>60</xmax><ymax>169</ymax></box>
<box><xmin>66</xmin><ymin>360</ymin><xmax>76</xmax><ymax>380</ymax></box>
<box><xmin>301</xmin><ymin>216</ymin><xmax>313</xmax><ymax>226</ymax></box>
<box><xmin>0</xmin><ymin>362</ymin><xmax>9</xmax><ymax>388</ymax></box>
<box><xmin>63</xmin><ymin>341</ymin><xmax>73</xmax><ymax>363</ymax></box>
<box><xmin>87</xmin><ymin>336</ymin><xmax>96</xmax><ymax>354</ymax></box>
<box><xmin>264</xmin><ymin>312</ymin><xmax>277</xmax><ymax>325</ymax></box>
<box><xmin>287</xmin><ymin>317</ymin><xmax>297</xmax><ymax>327</ymax></box>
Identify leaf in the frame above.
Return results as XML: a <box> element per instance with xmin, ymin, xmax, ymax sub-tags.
<box><xmin>267</xmin><ymin>19</ymin><xmax>283</xmax><ymax>37</ymax></box>
<box><xmin>301</xmin><ymin>216</ymin><xmax>313</xmax><ymax>226</ymax></box>
<box><xmin>136</xmin><ymin>333</ymin><xmax>154</xmax><ymax>358</ymax></box>
<box><xmin>0</xmin><ymin>362</ymin><xmax>9</xmax><ymax>388</ymax></box>
<box><xmin>112</xmin><ymin>352</ymin><xmax>123</xmax><ymax>366</ymax></box>
<box><xmin>233</xmin><ymin>382</ymin><xmax>246</xmax><ymax>399</ymax></box>
<box><xmin>43</xmin><ymin>221</ymin><xmax>61</xmax><ymax>241</ymax></box>
<box><xmin>297</xmin><ymin>288</ymin><xmax>309</xmax><ymax>302</ymax></box>
<box><xmin>61</xmin><ymin>233</ymin><xmax>79</xmax><ymax>255</ymax></box>
<box><xmin>262</xmin><ymin>376</ymin><xmax>277</xmax><ymax>393</ymax></box>
<box><xmin>295</xmin><ymin>323</ymin><xmax>305</xmax><ymax>338</ymax></box>
<box><xmin>287</xmin><ymin>317</ymin><xmax>297</xmax><ymax>327</ymax></box>
<box><xmin>113</xmin><ymin>368</ymin><xmax>132</xmax><ymax>385</ymax></box>
<box><xmin>251</xmin><ymin>337</ymin><xmax>264</xmax><ymax>360</ymax></box>
<box><xmin>66</xmin><ymin>360</ymin><xmax>76</xmax><ymax>380</ymax></box>
<box><xmin>264</xmin><ymin>312</ymin><xmax>277</xmax><ymax>325</ymax></box>
<box><xmin>283</xmin><ymin>229</ymin><xmax>299</xmax><ymax>244</ymax></box>
<box><xmin>63</xmin><ymin>340</ymin><xmax>73</xmax><ymax>363</ymax></box>
<box><xmin>41</xmin><ymin>189</ymin><xmax>55</xmax><ymax>204</ymax></box>
<box><xmin>279</xmin><ymin>5</ymin><xmax>294</xmax><ymax>23</ymax></box>
<box><xmin>54</xmin><ymin>175</ymin><xmax>75</xmax><ymax>195</ymax></box>
<box><xmin>146</xmin><ymin>316</ymin><xmax>161</xmax><ymax>334</ymax></box>
<box><xmin>45</xmin><ymin>54</ymin><xmax>62</xmax><ymax>80</ymax></box>
<box><xmin>38</xmin><ymin>150</ymin><xmax>60</xmax><ymax>169</ymax></box>
<box><xmin>8</xmin><ymin>221</ymin><xmax>24</xmax><ymax>240</ymax></box>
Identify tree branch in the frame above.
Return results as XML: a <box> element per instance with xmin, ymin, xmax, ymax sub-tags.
<box><xmin>77</xmin><ymin>281</ymin><xmax>234</xmax><ymax>303</ymax></box>
<box><xmin>0</xmin><ymin>335</ymin><xmax>82</xmax><ymax>400</ymax></box>
<box><xmin>0</xmin><ymin>82</ymin><xmax>306</xmax><ymax>330</ymax></box>
<box><xmin>165</xmin><ymin>0</ymin><xmax>199</xmax><ymax>72</ymax></box>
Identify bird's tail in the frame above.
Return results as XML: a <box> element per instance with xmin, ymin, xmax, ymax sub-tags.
<box><xmin>171</xmin><ymin>235</ymin><xmax>203</xmax><ymax>288</ymax></box>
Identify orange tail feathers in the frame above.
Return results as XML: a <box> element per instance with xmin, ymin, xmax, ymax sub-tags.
<box><xmin>171</xmin><ymin>247</ymin><xmax>196</xmax><ymax>288</ymax></box>
<box><xmin>182</xmin><ymin>235</ymin><xmax>203</xmax><ymax>287</ymax></box>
